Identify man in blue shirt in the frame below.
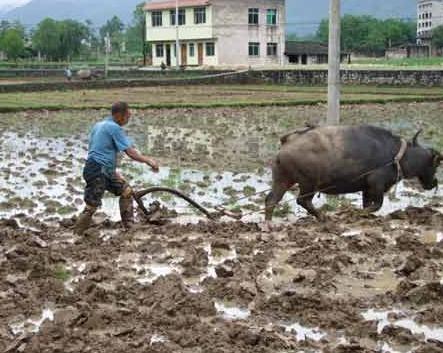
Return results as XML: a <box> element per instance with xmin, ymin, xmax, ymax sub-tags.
<box><xmin>74</xmin><ymin>102</ymin><xmax>159</xmax><ymax>235</ymax></box>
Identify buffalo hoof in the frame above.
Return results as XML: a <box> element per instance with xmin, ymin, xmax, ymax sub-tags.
<box><xmin>259</xmin><ymin>221</ymin><xmax>279</xmax><ymax>233</ymax></box>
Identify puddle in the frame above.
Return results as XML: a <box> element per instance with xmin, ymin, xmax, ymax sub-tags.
<box><xmin>214</xmin><ymin>302</ymin><xmax>250</xmax><ymax>321</ymax></box>
<box><xmin>150</xmin><ymin>334</ymin><xmax>168</xmax><ymax>345</ymax></box>
<box><xmin>422</xmin><ymin>231</ymin><xmax>443</xmax><ymax>244</ymax></box>
<box><xmin>380</xmin><ymin>342</ymin><xmax>411</xmax><ymax>353</ymax></box>
<box><xmin>10</xmin><ymin>308</ymin><xmax>55</xmax><ymax>336</ymax></box>
<box><xmin>362</xmin><ymin>309</ymin><xmax>443</xmax><ymax>342</ymax></box>
<box><xmin>336</xmin><ymin>269</ymin><xmax>399</xmax><ymax>298</ymax></box>
<box><xmin>116</xmin><ymin>253</ymin><xmax>182</xmax><ymax>285</ymax></box>
<box><xmin>0</xmin><ymin>111</ymin><xmax>441</xmax><ymax>225</ymax></box>
<box><xmin>203</xmin><ymin>244</ymin><xmax>237</xmax><ymax>280</ymax></box>
<box><xmin>133</xmin><ymin>263</ymin><xmax>180</xmax><ymax>285</ymax></box>
<box><xmin>283</xmin><ymin>322</ymin><xmax>326</xmax><ymax>342</ymax></box>
<box><xmin>341</xmin><ymin>229</ymin><xmax>362</xmax><ymax>237</ymax></box>
<box><xmin>65</xmin><ymin>262</ymin><xmax>87</xmax><ymax>292</ymax></box>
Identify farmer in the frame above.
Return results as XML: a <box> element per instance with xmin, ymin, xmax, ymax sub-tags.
<box><xmin>74</xmin><ymin>102</ymin><xmax>159</xmax><ymax>235</ymax></box>
<box><xmin>64</xmin><ymin>67</ymin><xmax>72</xmax><ymax>81</ymax></box>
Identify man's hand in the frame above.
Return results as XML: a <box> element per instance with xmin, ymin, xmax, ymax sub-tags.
<box><xmin>125</xmin><ymin>147</ymin><xmax>160</xmax><ymax>173</ymax></box>
<box><xmin>146</xmin><ymin>158</ymin><xmax>160</xmax><ymax>173</ymax></box>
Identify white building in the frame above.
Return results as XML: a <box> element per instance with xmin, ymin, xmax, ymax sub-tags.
<box><xmin>417</xmin><ymin>0</ymin><xmax>443</xmax><ymax>44</ymax></box>
<box><xmin>144</xmin><ymin>0</ymin><xmax>286</xmax><ymax>67</ymax></box>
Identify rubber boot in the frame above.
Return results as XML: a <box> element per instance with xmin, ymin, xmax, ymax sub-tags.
<box><xmin>119</xmin><ymin>196</ymin><xmax>134</xmax><ymax>229</ymax></box>
<box><xmin>74</xmin><ymin>205</ymin><xmax>96</xmax><ymax>235</ymax></box>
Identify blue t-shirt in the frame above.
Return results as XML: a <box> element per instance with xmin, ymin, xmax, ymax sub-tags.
<box><xmin>87</xmin><ymin>117</ymin><xmax>133</xmax><ymax>175</ymax></box>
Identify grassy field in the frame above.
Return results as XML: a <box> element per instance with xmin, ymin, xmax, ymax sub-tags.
<box><xmin>1</xmin><ymin>84</ymin><xmax>443</xmax><ymax>111</ymax></box>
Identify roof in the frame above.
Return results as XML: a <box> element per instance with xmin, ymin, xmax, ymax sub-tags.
<box><xmin>285</xmin><ymin>41</ymin><xmax>329</xmax><ymax>56</ymax></box>
<box><xmin>144</xmin><ymin>0</ymin><xmax>210</xmax><ymax>11</ymax></box>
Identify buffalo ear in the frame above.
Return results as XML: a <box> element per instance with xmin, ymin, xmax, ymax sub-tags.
<box><xmin>412</xmin><ymin>129</ymin><xmax>423</xmax><ymax>146</ymax></box>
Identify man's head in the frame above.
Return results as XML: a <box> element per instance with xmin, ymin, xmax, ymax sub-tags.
<box><xmin>112</xmin><ymin>102</ymin><xmax>131</xmax><ymax>126</ymax></box>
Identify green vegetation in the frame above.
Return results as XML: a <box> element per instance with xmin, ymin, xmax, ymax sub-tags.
<box><xmin>0</xmin><ymin>1</ymin><xmax>147</xmax><ymax>65</ymax></box>
<box><xmin>317</xmin><ymin>15</ymin><xmax>416</xmax><ymax>56</ymax></box>
<box><xmin>54</xmin><ymin>264</ymin><xmax>71</xmax><ymax>282</ymax></box>
<box><xmin>432</xmin><ymin>25</ymin><xmax>443</xmax><ymax>51</ymax></box>
<box><xmin>32</xmin><ymin>18</ymin><xmax>89</xmax><ymax>61</ymax></box>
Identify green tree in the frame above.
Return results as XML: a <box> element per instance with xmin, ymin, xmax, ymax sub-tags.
<box><xmin>58</xmin><ymin>20</ymin><xmax>89</xmax><ymax>60</ymax></box>
<box><xmin>126</xmin><ymin>2</ymin><xmax>146</xmax><ymax>54</ymax></box>
<box><xmin>100</xmin><ymin>16</ymin><xmax>124</xmax><ymax>55</ymax></box>
<box><xmin>432</xmin><ymin>25</ymin><xmax>443</xmax><ymax>50</ymax></box>
<box><xmin>316</xmin><ymin>15</ymin><xmax>417</xmax><ymax>56</ymax></box>
<box><xmin>0</xmin><ymin>28</ymin><xmax>24</xmax><ymax>61</ymax></box>
<box><xmin>32</xmin><ymin>18</ymin><xmax>88</xmax><ymax>61</ymax></box>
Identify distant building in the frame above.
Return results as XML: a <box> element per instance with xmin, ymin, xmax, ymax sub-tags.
<box><xmin>284</xmin><ymin>41</ymin><xmax>350</xmax><ymax>65</ymax></box>
<box><xmin>144</xmin><ymin>0</ymin><xmax>286</xmax><ymax>67</ymax></box>
<box><xmin>417</xmin><ymin>0</ymin><xmax>443</xmax><ymax>45</ymax></box>
<box><xmin>385</xmin><ymin>44</ymin><xmax>430</xmax><ymax>59</ymax></box>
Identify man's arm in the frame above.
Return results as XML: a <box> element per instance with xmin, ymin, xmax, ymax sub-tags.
<box><xmin>125</xmin><ymin>147</ymin><xmax>159</xmax><ymax>172</ymax></box>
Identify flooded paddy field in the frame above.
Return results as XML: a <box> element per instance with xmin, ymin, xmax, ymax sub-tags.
<box><xmin>0</xmin><ymin>101</ymin><xmax>442</xmax><ymax>352</ymax></box>
<box><xmin>0</xmin><ymin>101</ymin><xmax>442</xmax><ymax>224</ymax></box>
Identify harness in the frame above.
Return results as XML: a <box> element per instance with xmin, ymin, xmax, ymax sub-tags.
<box><xmin>394</xmin><ymin>139</ymin><xmax>408</xmax><ymax>183</ymax></box>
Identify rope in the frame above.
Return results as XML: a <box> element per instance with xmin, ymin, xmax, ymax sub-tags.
<box><xmin>226</xmin><ymin>158</ymin><xmax>402</xmax><ymax>219</ymax></box>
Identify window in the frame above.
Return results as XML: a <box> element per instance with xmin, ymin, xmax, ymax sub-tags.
<box><xmin>152</xmin><ymin>11</ymin><xmax>163</xmax><ymax>27</ymax></box>
<box><xmin>267</xmin><ymin>42</ymin><xmax>277</xmax><ymax>56</ymax></box>
<box><xmin>248</xmin><ymin>8</ymin><xmax>259</xmax><ymax>25</ymax></box>
<box><xmin>173</xmin><ymin>44</ymin><xmax>177</xmax><ymax>57</ymax></box>
<box><xmin>189</xmin><ymin>43</ymin><xmax>195</xmax><ymax>57</ymax></box>
<box><xmin>248</xmin><ymin>42</ymin><xmax>260</xmax><ymax>56</ymax></box>
<box><xmin>170</xmin><ymin>9</ymin><xmax>186</xmax><ymax>25</ymax></box>
<box><xmin>206</xmin><ymin>42</ymin><xmax>215</xmax><ymax>56</ymax></box>
<box><xmin>266</xmin><ymin>9</ymin><xmax>277</xmax><ymax>25</ymax></box>
<box><xmin>194</xmin><ymin>7</ymin><xmax>206</xmax><ymax>24</ymax></box>
<box><xmin>155</xmin><ymin>44</ymin><xmax>164</xmax><ymax>57</ymax></box>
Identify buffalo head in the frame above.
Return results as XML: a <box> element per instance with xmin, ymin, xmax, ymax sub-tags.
<box><xmin>410</xmin><ymin>129</ymin><xmax>441</xmax><ymax>190</ymax></box>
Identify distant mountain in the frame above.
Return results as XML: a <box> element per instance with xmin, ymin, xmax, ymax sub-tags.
<box><xmin>1</xmin><ymin>0</ymin><xmax>142</xmax><ymax>27</ymax></box>
<box><xmin>1</xmin><ymin>0</ymin><xmax>417</xmax><ymax>33</ymax></box>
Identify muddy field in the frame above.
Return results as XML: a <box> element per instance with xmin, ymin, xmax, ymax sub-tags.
<box><xmin>0</xmin><ymin>101</ymin><xmax>442</xmax><ymax>352</ymax></box>
<box><xmin>0</xmin><ymin>102</ymin><xmax>442</xmax><ymax>225</ymax></box>
<box><xmin>0</xmin><ymin>205</ymin><xmax>442</xmax><ymax>352</ymax></box>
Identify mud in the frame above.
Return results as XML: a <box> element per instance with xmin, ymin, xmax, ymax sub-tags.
<box><xmin>1</xmin><ymin>205</ymin><xmax>443</xmax><ymax>352</ymax></box>
<box><xmin>0</xmin><ymin>102</ymin><xmax>442</xmax><ymax>224</ymax></box>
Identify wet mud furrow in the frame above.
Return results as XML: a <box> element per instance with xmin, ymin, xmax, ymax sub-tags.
<box><xmin>0</xmin><ymin>206</ymin><xmax>442</xmax><ymax>353</ymax></box>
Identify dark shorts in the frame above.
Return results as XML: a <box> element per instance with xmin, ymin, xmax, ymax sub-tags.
<box><xmin>83</xmin><ymin>159</ymin><xmax>127</xmax><ymax>208</ymax></box>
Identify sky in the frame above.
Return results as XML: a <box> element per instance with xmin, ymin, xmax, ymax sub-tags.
<box><xmin>0</xmin><ymin>0</ymin><xmax>31</xmax><ymax>11</ymax></box>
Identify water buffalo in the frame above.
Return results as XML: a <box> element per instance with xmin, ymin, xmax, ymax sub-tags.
<box><xmin>265</xmin><ymin>125</ymin><xmax>442</xmax><ymax>221</ymax></box>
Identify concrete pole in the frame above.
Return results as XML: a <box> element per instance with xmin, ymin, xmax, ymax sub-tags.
<box><xmin>105</xmin><ymin>32</ymin><xmax>110</xmax><ymax>79</ymax></box>
<box><xmin>327</xmin><ymin>0</ymin><xmax>341</xmax><ymax>125</ymax></box>
<box><xmin>176</xmin><ymin>0</ymin><xmax>181</xmax><ymax>69</ymax></box>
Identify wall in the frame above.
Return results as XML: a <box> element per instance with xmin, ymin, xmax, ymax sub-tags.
<box><xmin>146</xmin><ymin>6</ymin><xmax>214</xmax><ymax>42</ymax></box>
<box><xmin>213</xmin><ymin>0</ymin><xmax>285</xmax><ymax>66</ymax></box>
<box><xmin>2</xmin><ymin>69</ymin><xmax>443</xmax><ymax>94</ymax></box>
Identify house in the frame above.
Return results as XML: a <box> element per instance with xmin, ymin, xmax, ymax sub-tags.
<box><xmin>284</xmin><ymin>41</ymin><xmax>350</xmax><ymax>65</ymax></box>
<box><xmin>417</xmin><ymin>0</ymin><xmax>443</xmax><ymax>46</ymax></box>
<box><xmin>385</xmin><ymin>44</ymin><xmax>430</xmax><ymax>59</ymax></box>
<box><xmin>144</xmin><ymin>0</ymin><xmax>286</xmax><ymax>67</ymax></box>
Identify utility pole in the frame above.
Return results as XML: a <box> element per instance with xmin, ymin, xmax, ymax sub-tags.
<box><xmin>327</xmin><ymin>0</ymin><xmax>341</xmax><ymax>125</ymax></box>
<box><xmin>143</xmin><ymin>12</ymin><xmax>147</xmax><ymax>66</ymax></box>
<box><xmin>175</xmin><ymin>0</ymin><xmax>180</xmax><ymax>69</ymax></box>
<box><xmin>105</xmin><ymin>32</ymin><xmax>111</xmax><ymax>79</ymax></box>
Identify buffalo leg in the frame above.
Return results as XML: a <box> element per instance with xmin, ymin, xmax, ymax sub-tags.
<box><xmin>363</xmin><ymin>177</ymin><xmax>385</xmax><ymax>213</ymax></box>
<box><xmin>362</xmin><ymin>190</ymin><xmax>372</xmax><ymax>208</ymax></box>
<box><xmin>265</xmin><ymin>183</ymin><xmax>288</xmax><ymax>221</ymax></box>
<box><xmin>297</xmin><ymin>187</ymin><xmax>325</xmax><ymax>221</ymax></box>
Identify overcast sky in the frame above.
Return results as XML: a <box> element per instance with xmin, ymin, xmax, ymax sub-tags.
<box><xmin>0</xmin><ymin>0</ymin><xmax>31</xmax><ymax>10</ymax></box>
